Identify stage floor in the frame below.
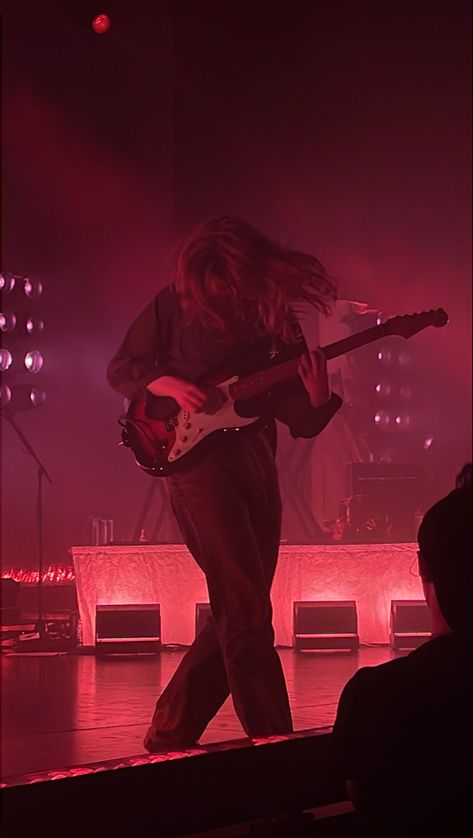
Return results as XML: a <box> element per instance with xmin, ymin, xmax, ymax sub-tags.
<box><xmin>1</xmin><ymin>646</ymin><xmax>399</xmax><ymax>782</ymax></box>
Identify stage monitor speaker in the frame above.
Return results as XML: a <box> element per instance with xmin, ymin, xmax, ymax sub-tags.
<box><xmin>95</xmin><ymin>604</ymin><xmax>161</xmax><ymax>653</ymax></box>
<box><xmin>17</xmin><ymin>581</ymin><xmax>77</xmax><ymax>613</ymax></box>
<box><xmin>390</xmin><ymin>599</ymin><xmax>431</xmax><ymax>650</ymax></box>
<box><xmin>195</xmin><ymin>602</ymin><xmax>211</xmax><ymax>637</ymax></box>
<box><xmin>293</xmin><ymin>601</ymin><xmax>359</xmax><ymax>652</ymax></box>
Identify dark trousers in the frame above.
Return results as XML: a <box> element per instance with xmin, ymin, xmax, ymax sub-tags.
<box><xmin>146</xmin><ymin>430</ymin><xmax>293</xmax><ymax>744</ymax></box>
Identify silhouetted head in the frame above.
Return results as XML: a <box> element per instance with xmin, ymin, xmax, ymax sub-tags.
<box><xmin>174</xmin><ymin>216</ymin><xmax>337</xmax><ymax>341</ymax></box>
<box><xmin>418</xmin><ymin>475</ymin><xmax>472</xmax><ymax>637</ymax></box>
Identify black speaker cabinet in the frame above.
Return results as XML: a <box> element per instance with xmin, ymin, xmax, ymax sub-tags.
<box><xmin>95</xmin><ymin>604</ymin><xmax>161</xmax><ymax>653</ymax></box>
<box><xmin>390</xmin><ymin>599</ymin><xmax>431</xmax><ymax>649</ymax></box>
<box><xmin>293</xmin><ymin>601</ymin><xmax>359</xmax><ymax>652</ymax></box>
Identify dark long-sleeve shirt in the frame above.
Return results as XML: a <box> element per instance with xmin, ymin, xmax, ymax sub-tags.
<box><xmin>107</xmin><ymin>285</ymin><xmax>342</xmax><ymax>442</ymax></box>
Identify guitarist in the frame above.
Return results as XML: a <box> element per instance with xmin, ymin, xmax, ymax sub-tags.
<box><xmin>107</xmin><ymin>216</ymin><xmax>342</xmax><ymax>750</ymax></box>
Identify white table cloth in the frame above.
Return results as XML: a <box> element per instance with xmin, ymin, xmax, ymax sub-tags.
<box><xmin>71</xmin><ymin>543</ymin><xmax>422</xmax><ymax>647</ymax></box>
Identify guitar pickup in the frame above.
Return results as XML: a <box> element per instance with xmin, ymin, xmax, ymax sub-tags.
<box><xmin>164</xmin><ymin>415</ymin><xmax>179</xmax><ymax>432</ymax></box>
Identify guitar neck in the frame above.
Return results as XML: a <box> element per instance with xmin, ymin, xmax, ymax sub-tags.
<box><xmin>229</xmin><ymin>323</ymin><xmax>386</xmax><ymax>401</ymax></box>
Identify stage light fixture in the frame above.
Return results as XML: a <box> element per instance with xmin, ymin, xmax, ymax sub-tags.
<box><xmin>398</xmin><ymin>350</ymin><xmax>411</xmax><ymax>368</ymax></box>
<box><xmin>2</xmin><ymin>385</ymin><xmax>46</xmax><ymax>414</ymax></box>
<box><xmin>293</xmin><ymin>601</ymin><xmax>359</xmax><ymax>652</ymax></box>
<box><xmin>0</xmin><ymin>349</ymin><xmax>13</xmax><ymax>371</ymax></box>
<box><xmin>395</xmin><ymin>413</ymin><xmax>411</xmax><ymax>428</ymax></box>
<box><xmin>375</xmin><ymin>382</ymin><xmax>391</xmax><ymax>396</ymax></box>
<box><xmin>423</xmin><ymin>436</ymin><xmax>434</xmax><ymax>450</ymax></box>
<box><xmin>30</xmin><ymin>388</ymin><xmax>47</xmax><ymax>408</ymax></box>
<box><xmin>23</xmin><ymin>278</ymin><xmax>43</xmax><ymax>298</ymax></box>
<box><xmin>1</xmin><ymin>271</ymin><xmax>47</xmax><ymax>415</ymax></box>
<box><xmin>26</xmin><ymin>318</ymin><xmax>45</xmax><ymax>335</ymax></box>
<box><xmin>92</xmin><ymin>13</ymin><xmax>111</xmax><ymax>34</ymax></box>
<box><xmin>0</xmin><ymin>384</ymin><xmax>12</xmax><ymax>408</ymax></box>
<box><xmin>24</xmin><ymin>350</ymin><xmax>44</xmax><ymax>373</ymax></box>
<box><xmin>2</xmin><ymin>269</ymin><xmax>50</xmax><ymax>649</ymax></box>
<box><xmin>377</xmin><ymin>349</ymin><xmax>392</xmax><ymax>363</ymax></box>
<box><xmin>0</xmin><ymin>272</ymin><xmax>15</xmax><ymax>294</ymax></box>
<box><xmin>0</xmin><ymin>312</ymin><xmax>17</xmax><ymax>333</ymax></box>
<box><xmin>374</xmin><ymin>410</ymin><xmax>391</xmax><ymax>426</ymax></box>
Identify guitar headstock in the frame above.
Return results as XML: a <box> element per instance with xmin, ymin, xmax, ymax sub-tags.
<box><xmin>383</xmin><ymin>308</ymin><xmax>449</xmax><ymax>339</ymax></box>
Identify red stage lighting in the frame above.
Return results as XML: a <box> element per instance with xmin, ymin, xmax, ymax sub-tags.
<box><xmin>24</xmin><ymin>350</ymin><xmax>44</xmax><ymax>374</ymax></box>
<box><xmin>0</xmin><ymin>348</ymin><xmax>13</xmax><ymax>371</ymax></box>
<box><xmin>23</xmin><ymin>278</ymin><xmax>43</xmax><ymax>298</ymax></box>
<box><xmin>92</xmin><ymin>13</ymin><xmax>111</xmax><ymax>34</ymax></box>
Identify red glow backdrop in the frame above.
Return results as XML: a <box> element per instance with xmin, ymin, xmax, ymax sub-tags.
<box><xmin>1</xmin><ymin>0</ymin><xmax>471</xmax><ymax>572</ymax></box>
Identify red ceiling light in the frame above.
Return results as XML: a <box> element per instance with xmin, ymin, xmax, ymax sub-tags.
<box><xmin>92</xmin><ymin>13</ymin><xmax>111</xmax><ymax>34</ymax></box>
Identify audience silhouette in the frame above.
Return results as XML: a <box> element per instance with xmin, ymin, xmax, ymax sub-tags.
<box><xmin>333</xmin><ymin>465</ymin><xmax>472</xmax><ymax>835</ymax></box>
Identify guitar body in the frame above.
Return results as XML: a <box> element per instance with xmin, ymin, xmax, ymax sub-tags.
<box><xmin>118</xmin><ymin>308</ymin><xmax>448</xmax><ymax>477</ymax></box>
<box><xmin>123</xmin><ymin>377</ymin><xmax>260</xmax><ymax>476</ymax></box>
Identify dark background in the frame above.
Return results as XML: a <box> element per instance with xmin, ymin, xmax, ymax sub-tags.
<box><xmin>1</xmin><ymin>0</ymin><xmax>471</xmax><ymax>568</ymax></box>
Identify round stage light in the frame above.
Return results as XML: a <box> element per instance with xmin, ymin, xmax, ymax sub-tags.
<box><xmin>374</xmin><ymin>410</ymin><xmax>391</xmax><ymax>427</ymax></box>
<box><xmin>0</xmin><ymin>384</ymin><xmax>12</xmax><ymax>408</ymax></box>
<box><xmin>24</xmin><ymin>350</ymin><xmax>44</xmax><ymax>373</ymax></box>
<box><xmin>395</xmin><ymin>414</ymin><xmax>411</xmax><ymax>429</ymax></box>
<box><xmin>377</xmin><ymin>349</ymin><xmax>392</xmax><ymax>364</ymax></box>
<box><xmin>26</xmin><ymin>318</ymin><xmax>45</xmax><ymax>335</ymax></box>
<box><xmin>92</xmin><ymin>13</ymin><xmax>111</xmax><ymax>33</ymax></box>
<box><xmin>0</xmin><ymin>272</ymin><xmax>15</xmax><ymax>294</ymax></box>
<box><xmin>1</xmin><ymin>385</ymin><xmax>46</xmax><ymax>414</ymax></box>
<box><xmin>24</xmin><ymin>278</ymin><xmax>43</xmax><ymax>298</ymax></box>
<box><xmin>0</xmin><ymin>312</ymin><xmax>17</xmax><ymax>333</ymax></box>
<box><xmin>398</xmin><ymin>350</ymin><xmax>411</xmax><ymax>368</ymax></box>
<box><xmin>30</xmin><ymin>388</ymin><xmax>47</xmax><ymax>408</ymax></box>
<box><xmin>0</xmin><ymin>349</ymin><xmax>13</xmax><ymax>371</ymax></box>
<box><xmin>375</xmin><ymin>382</ymin><xmax>391</xmax><ymax>396</ymax></box>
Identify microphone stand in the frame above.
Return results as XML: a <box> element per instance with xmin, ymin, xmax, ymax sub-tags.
<box><xmin>1</xmin><ymin>411</ymin><xmax>56</xmax><ymax>649</ymax></box>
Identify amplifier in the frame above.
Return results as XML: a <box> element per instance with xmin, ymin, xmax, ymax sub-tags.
<box><xmin>346</xmin><ymin>463</ymin><xmax>424</xmax><ymax>498</ymax></box>
<box><xmin>342</xmin><ymin>463</ymin><xmax>424</xmax><ymax>543</ymax></box>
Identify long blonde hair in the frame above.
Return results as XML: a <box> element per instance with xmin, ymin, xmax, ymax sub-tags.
<box><xmin>174</xmin><ymin>216</ymin><xmax>336</xmax><ymax>342</ymax></box>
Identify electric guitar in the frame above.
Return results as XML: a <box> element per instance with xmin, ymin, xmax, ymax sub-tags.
<box><xmin>119</xmin><ymin>308</ymin><xmax>448</xmax><ymax>476</ymax></box>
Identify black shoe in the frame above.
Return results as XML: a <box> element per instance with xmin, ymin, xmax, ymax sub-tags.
<box><xmin>144</xmin><ymin>727</ymin><xmax>197</xmax><ymax>753</ymax></box>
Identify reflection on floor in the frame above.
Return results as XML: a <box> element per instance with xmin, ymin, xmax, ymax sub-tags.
<box><xmin>1</xmin><ymin>646</ymin><xmax>397</xmax><ymax>779</ymax></box>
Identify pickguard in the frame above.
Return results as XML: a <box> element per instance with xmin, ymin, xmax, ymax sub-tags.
<box><xmin>166</xmin><ymin>377</ymin><xmax>257</xmax><ymax>463</ymax></box>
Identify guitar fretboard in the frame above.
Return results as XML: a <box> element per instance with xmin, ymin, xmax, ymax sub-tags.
<box><xmin>229</xmin><ymin>323</ymin><xmax>386</xmax><ymax>401</ymax></box>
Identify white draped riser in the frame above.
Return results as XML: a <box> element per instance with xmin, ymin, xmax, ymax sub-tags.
<box><xmin>71</xmin><ymin>543</ymin><xmax>423</xmax><ymax>648</ymax></box>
